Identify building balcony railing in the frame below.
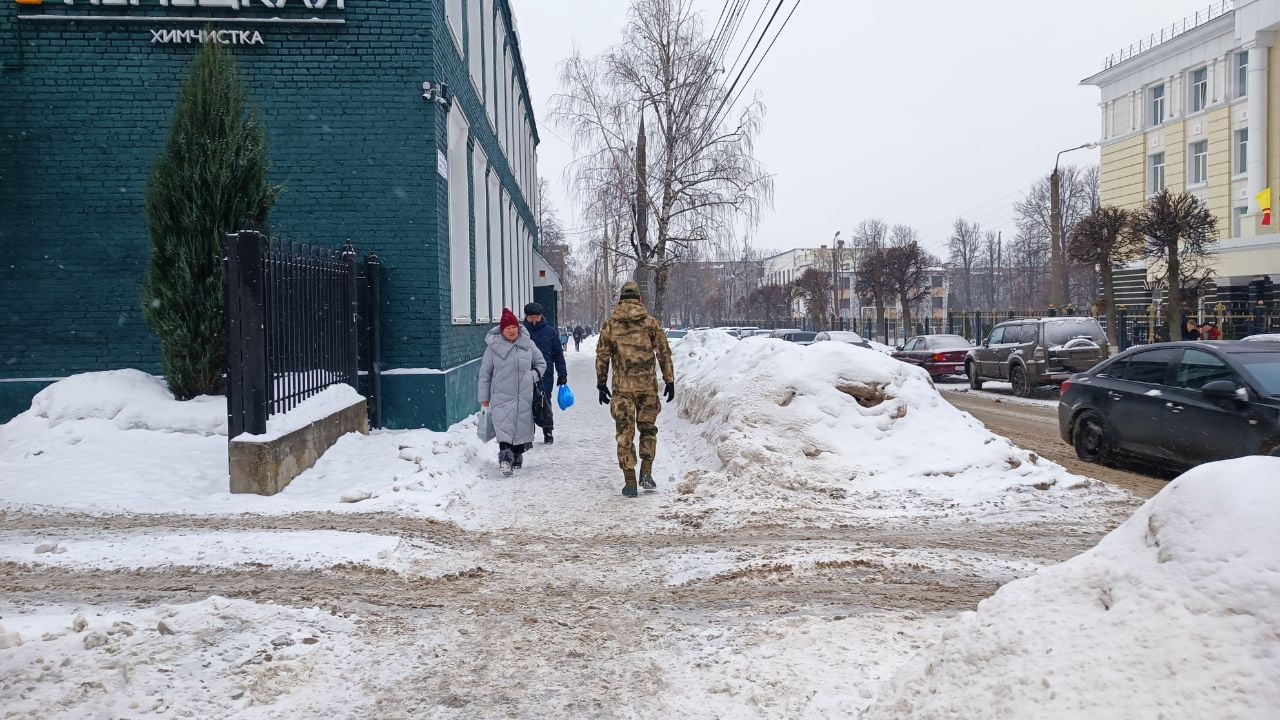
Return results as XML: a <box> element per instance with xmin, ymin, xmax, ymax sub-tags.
<box><xmin>1101</xmin><ymin>0</ymin><xmax>1233</xmax><ymax>71</ymax></box>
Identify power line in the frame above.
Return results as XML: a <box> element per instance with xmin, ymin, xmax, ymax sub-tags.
<box><xmin>708</xmin><ymin>0</ymin><xmax>786</xmax><ymax>129</ymax></box>
<box><xmin>717</xmin><ymin>0</ymin><xmax>801</xmax><ymax>127</ymax></box>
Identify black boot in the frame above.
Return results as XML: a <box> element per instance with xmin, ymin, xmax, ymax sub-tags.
<box><xmin>512</xmin><ymin>450</ymin><xmax>524</xmax><ymax>470</ymax></box>
<box><xmin>499</xmin><ymin>448</ymin><xmax>514</xmax><ymax>478</ymax></box>
<box><xmin>639</xmin><ymin>459</ymin><xmax>656</xmax><ymax>490</ymax></box>
<box><xmin>622</xmin><ymin>468</ymin><xmax>638</xmax><ymax>498</ymax></box>
<box><xmin>544</xmin><ymin>428</ymin><xmax>554</xmax><ymax>445</ymax></box>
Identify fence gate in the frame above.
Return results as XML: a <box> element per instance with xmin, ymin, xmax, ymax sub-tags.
<box><xmin>225</xmin><ymin>230</ymin><xmax>382</xmax><ymax>438</ymax></box>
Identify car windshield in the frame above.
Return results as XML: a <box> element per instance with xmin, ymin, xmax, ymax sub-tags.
<box><xmin>790</xmin><ymin>332</ymin><xmax>817</xmax><ymax>342</ymax></box>
<box><xmin>1235</xmin><ymin>352</ymin><xmax>1280</xmax><ymax>396</ymax></box>
<box><xmin>666</xmin><ymin>330</ymin><xmax>687</xmax><ymax>339</ymax></box>
<box><xmin>1043</xmin><ymin>319</ymin><xmax>1105</xmax><ymax>346</ymax></box>
<box><xmin>923</xmin><ymin>335</ymin><xmax>971</xmax><ymax>349</ymax></box>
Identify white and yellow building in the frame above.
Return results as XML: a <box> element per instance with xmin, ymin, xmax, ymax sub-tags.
<box><xmin>1083</xmin><ymin>0</ymin><xmax>1279</xmax><ymax>309</ymax></box>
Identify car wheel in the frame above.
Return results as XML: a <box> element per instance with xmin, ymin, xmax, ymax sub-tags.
<box><xmin>1010</xmin><ymin>365</ymin><xmax>1034</xmax><ymax>398</ymax></box>
<box><xmin>1073</xmin><ymin>410</ymin><xmax>1113</xmax><ymax>465</ymax></box>
<box><xmin>967</xmin><ymin>361</ymin><xmax>983</xmax><ymax>390</ymax></box>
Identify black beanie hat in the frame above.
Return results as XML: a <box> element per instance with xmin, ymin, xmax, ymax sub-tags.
<box><xmin>523</xmin><ymin>302</ymin><xmax>544</xmax><ymax>316</ymax></box>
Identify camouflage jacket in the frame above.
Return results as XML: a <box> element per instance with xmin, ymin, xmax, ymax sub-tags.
<box><xmin>595</xmin><ymin>299</ymin><xmax>674</xmax><ymax>394</ymax></box>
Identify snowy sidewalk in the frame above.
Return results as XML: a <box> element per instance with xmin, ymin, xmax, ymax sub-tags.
<box><xmin>441</xmin><ymin>348</ymin><xmax>683</xmax><ymax>535</ymax></box>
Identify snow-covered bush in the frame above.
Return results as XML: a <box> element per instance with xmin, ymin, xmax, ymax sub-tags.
<box><xmin>864</xmin><ymin>456</ymin><xmax>1280</xmax><ymax>719</ymax></box>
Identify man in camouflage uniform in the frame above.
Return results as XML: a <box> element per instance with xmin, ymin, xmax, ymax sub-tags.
<box><xmin>596</xmin><ymin>281</ymin><xmax>675</xmax><ymax>498</ymax></box>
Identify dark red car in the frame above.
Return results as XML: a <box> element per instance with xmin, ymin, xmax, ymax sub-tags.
<box><xmin>893</xmin><ymin>334</ymin><xmax>974</xmax><ymax>379</ymax></box>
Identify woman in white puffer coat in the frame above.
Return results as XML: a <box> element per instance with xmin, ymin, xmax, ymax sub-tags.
<box><xmin>478</xmin><ymin>308</ymin><xmax>546</xmax><ymax>476</ymax></box>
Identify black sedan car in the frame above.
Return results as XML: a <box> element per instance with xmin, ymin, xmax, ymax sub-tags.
<box><xmin>1058</xmin><ymin>341</ymin><xmax>1280</xmax><ymax>469</ymax></box>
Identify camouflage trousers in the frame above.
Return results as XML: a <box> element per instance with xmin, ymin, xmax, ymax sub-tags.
<box><xmin>609</xmin><ymin>391</ymin><xmax>661</xmax><ymax>471</ymax></box>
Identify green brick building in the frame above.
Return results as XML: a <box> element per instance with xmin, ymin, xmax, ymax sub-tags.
<box><xmin>0</xmin><ymin>0</ymin><xmax>541</xmax><ymax>429</ymax></box>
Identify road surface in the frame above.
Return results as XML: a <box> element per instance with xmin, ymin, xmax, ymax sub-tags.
<box><xmin>942</xmin><ymin>388</ymin><xmax>1168</xmax><ymax>500</ymax></box>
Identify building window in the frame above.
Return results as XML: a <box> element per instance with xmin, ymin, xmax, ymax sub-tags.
<box><xmin>1190</xmin><ymin>141</ymin><xmax>1208</xmax><ymax>185</ymax></box>
<box><xmin>1235</xmin><ymin>128</ymin><xmax>1249</xmax><ymax>176</ymax></box>
<box><xmin>1190</xmin><ymin>67</ymin><xmax>1208</xmax><ymax>112</ymax></box>
<box><xmin>1149</xmin><ymin>83</ymin><xmax>1166</xmax><ymax>126</ymax></box>
<box><xmin>1149</xmin><ymin>152</ymin><xmax>1165</xmax><ymax>194</ymax></box>
<box><xmin>1236</xmin><ymin>51</ymin><xmax>1249</xmax><ymax>99</ymax></box>
<box><xmin>1234</xmin><ymin>206</ymin><xmax>1248</xmax><ymax>237</ymax></box>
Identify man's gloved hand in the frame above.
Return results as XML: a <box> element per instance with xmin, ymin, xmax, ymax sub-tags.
<box><xmin>557</xmin><ymin>375</ymin><xmax>568</xmax><ymax>386</ymax></box>
<box><xmin>664</xmin><ymin>382</ymin><xmax>675</xmax><ymax>403</ymax></box>
<box><xmin>598</xmin><ymin>384</ymin><xmax>612</xmax><ymax>405</ymax></box>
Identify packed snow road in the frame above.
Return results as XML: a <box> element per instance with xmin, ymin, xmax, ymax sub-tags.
<box><xmin>1</xmin><ymin>335</ymin><xmax>1147</xmax><ymax>718</ymax></box>
<box><xmin>941</xmin><ymin>387</ymin><xmax>1170</xmax><ymax>499</ymax></box>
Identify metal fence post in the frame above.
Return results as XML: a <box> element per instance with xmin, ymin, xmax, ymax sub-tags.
<box><xmin>226</xmin><ymin>230</ymin><xmax>268</xmax><ymax>437</ymax></box>
<box><xmin>365</xmin><ymin>253</ymin><xmax>383</xmax><ymax>429</ymax></box>
<box><xmin>342</xmin><ymin>242</ymin><xmax>359</xmax><ymax>389</ymax></box>
<box><xmin>1117</xmin><ymin>307</ymin><xmax>1129</xmax><ymax>350</ymax></box>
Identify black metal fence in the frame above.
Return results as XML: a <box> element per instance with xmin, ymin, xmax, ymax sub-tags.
<box><xmin>225</xmin><ymin>230</ymin><xmax>381</xmax><ymax>438</ymax></box>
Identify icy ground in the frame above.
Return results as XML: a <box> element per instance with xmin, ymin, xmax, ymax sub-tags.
<box><xmin>0</xmin><ymin>335</ymin><xmax>1193</xmax><ymax>718</ymax></box>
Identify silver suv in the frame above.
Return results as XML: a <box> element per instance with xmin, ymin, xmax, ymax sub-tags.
<box><xmin>965</xmin><ymin>317</ymin><xmax>1109</xmax><ymax>397</ymax></box>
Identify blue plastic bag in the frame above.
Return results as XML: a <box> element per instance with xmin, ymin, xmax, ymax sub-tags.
<box><xmin>557</xmin><ymin>384</ymin><xmax>575</xmax><ymax>411</ymax></box>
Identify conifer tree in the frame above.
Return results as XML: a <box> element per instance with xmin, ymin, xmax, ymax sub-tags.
<box><xmin>142</xmin><ymin>39</ymin><xmax>281</xmax><ymax>399</ymax></box>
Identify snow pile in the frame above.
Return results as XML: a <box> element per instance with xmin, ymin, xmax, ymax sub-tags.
<box><xmin>0</xmin><ymin>597</ymin><xmax>379</xmax><ymax>718</ymax></box>
<box><xmin>1</xmin><ymin>372</ymin><xmax>485</xmax><ymax>515</ymax></box>
<box><xmin>4</xmin><ymin>369</ymin><xmax>226</xmax><ymax>444</ymax></box>
<box><xmin>665</xmin><ymin>332</ymin><xmax>1125</xmax><ymax>527</ymax></box>
<box><xmin>233</xmin><ymin>383</ymin><xmax>364</xmax><ymax>442</ymax></box>
<box><xmin>864</xmin><ymin>456</ymin><xmax>1280</xmax><ymax>720</ymax></box>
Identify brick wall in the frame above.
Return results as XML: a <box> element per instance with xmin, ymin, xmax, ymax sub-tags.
<box><xmin>0</xmin><ymin>1</ymin><xmax>539</xmax><ymax>426</ymax></box>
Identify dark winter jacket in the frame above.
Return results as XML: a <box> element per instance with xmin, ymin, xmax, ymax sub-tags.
<box><xmin>523</xmin><ymin>318</ymin><xmax>567</xmax><ymax>394</ymax></box>
<box><xmin>573</xmin><ymin>326</ymin><xmax>586</xmax><ymax>341</ymax></box>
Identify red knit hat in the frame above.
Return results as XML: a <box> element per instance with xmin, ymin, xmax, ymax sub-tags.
<box><xmin>499</xmin><ymin>308</ymin><xmax>519</xmax><ymax>330</ymax></box>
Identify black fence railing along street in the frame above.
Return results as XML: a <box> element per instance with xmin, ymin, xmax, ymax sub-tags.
<box><xmin>225</xmin><ymin>230</ymin><xmax>381</xmax><ymax>438</ymax></box>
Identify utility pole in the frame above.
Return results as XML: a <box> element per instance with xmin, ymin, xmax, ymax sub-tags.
<box><xmin>1052</xmin><ymin>142</ymin><xmax>1097</xmax><ymax>310</ymax></box>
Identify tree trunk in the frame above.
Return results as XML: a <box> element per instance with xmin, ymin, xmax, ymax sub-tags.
<box><xmin>1101</xmin><ymin>258</ymin><xmax>1117</xmax><ymax>348</ymax></box>
<box><xmin>874</xmin><ymin>295</ymin><xmax>886</xmax><ymax>344</ymax></box>
<box><xmin>1166</xmin><ymin>242</ymin><xmax>1181</xmax><ymax>341</ymax></box>
<box><xmin>898</xmin><ymin>291</ymin><xmax>912</xmax><ymax>339</ymax></box>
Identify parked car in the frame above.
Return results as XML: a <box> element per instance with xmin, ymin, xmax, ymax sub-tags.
<box><xmin>741</xmin><ymin>329</ymin><xmax>777</xmax><ymax>340</ymax></box>
<box><xmin>814</xmin><ymin>331</ymin><xmax>872</xmax><ymax>350</ymax></box>
<box><xmin>769</xmin><ymin>330</ymin><xmax>817</xmax><ymax>345</ymax></box>
<box><xmin>1059</xmin><ymin>341</ymin><xmax>1280</xmax><ymax>469</ymax></box>
<box><xmin>1243</xmin><ymin>333</ymin><xmax>1280</xmax><ymax>342</ymax></box>
<box><xmin>665</xmin><ymin>329</ymin><xmax>688</xmax><ymax>347</ymax></box>
<box><xmin>965</xmin><ymin>317</ymin><xmax>1109</xmax><ymax>397</ymax></box>
<box><xmin>731</xmin><ymin>326</ymin><xmax>760</xmax><ymax>338</ymax></box>
<box><xmin>892</xmin><ymin>334</ymin><xmax>974</xmax><ymax>379</ymax></box>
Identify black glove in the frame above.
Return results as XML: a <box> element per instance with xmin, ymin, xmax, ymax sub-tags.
<box><xmin>557</xmin><ymin>375</ymin><xmax>568</xmax><ymax>386</ymax></box>
<box><xmin>598</xmin><ymin>384</ymin><xmax>612</xmax><ymax>405</ymax></box>
<box><xmin>664</xmin><ymin>382</ymin><xmax>675</xmax><ymax>403</ymax></box>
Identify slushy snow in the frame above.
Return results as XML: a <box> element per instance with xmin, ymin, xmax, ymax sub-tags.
<box><xmin>864</xmin><ymin>456</ymin><xmax>1280</xmax><ymax>719</ymax></box>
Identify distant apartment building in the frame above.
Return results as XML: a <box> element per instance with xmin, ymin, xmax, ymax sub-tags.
<box><xmin>1082</xmin><ymin>0</ymin><xmax>1279</xmax><ymax>312</ymax></box>
<box><xmin>762</xmin><ymin>246</ymin><xmax>858</xmax><ymax>320</ymax></box>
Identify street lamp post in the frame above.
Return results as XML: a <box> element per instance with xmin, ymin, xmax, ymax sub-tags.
<box><xmin>1051</xmin><ymin>142</ymin><xmax>1099</xmax><ymax>310</ymax></box>
<box><xmin>830</xmin><ymin>232</ymin><xmax>844</xmax><ymax>331</ymax></box>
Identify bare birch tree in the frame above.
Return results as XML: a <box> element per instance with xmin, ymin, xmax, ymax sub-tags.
<box><xmin>550</xmin><ymin>0</ymin><xmax>773</xmax><ymax>318</ymax></box>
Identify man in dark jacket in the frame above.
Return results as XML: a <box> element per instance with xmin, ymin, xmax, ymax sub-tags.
<box><xmin>572</xmin><ymin>325</ymin><xmax>586</xmax><ymax>351</ymax></box>
<box><xmin>523</xmin><ymin>302</ymin><xmax>568</xmax><ymax>444</ymax></box>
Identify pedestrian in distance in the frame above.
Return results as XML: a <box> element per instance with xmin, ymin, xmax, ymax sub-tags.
<box><xmin>1205</xmin><ymin>321</ymin><xmax>1222</xmax><ymax>341</ymax></box>
<box><xmin>573</xmin><ymin>325</ymin><xmax>586</xmax><ymax>352</ymax></box>
<box><xmin>522</xmin><ymin>302</ymin><xmax>568</xmax><ymax>445</ymax></box>
<box><xmin>1183</xmin><ymin>318</ymin><xmax>1201</xmax><ymax>341</ymax></box>
<box><xmin>596</xmin><ymin>281</ymin><xmax>675</xmax><ymax>498</ymax></box>
<box><xmin>478</xmin><ymin>308</ymin><xmax>546</xmax><ymax>477</ymax></box>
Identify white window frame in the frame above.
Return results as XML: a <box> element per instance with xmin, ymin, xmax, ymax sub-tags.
<box><xmin>1233</xmin><ymin>205</ymin><xmax>1248</xmax><ymax>237</ymax></box>
<box><xmin>1234</xmin><ymin>128</ymin><xmax>1249</xmax><ymax>177</ymax></box>
<box><xmin>1149</xmin><ymin>83</ymin><xmax>1166</xmax><ymax>127</ymax></box>
<box><xmin>1190</xmin><ymin>67</ymin><xmax>1208</xmax><ymax>113</ymax></box>
<box><xmin>448</xmin><ymin>111</ymin><xmax>473</xmax><ymax>324</ymax></box>
<box><xmin>488</xmin><ymin>173</ymin><xmax>503</xmax><ymax>315</ymax></box>
<box><xmin>472</xmin><ymin>144</ymin><xmax>491</xmax><ymax>323</ymax></box>
<box><xmin>1236</xmin><ymin>51</ymin><xmax>1249</xmax><ymax>99</ymax></box>
<box><xmin>1190</xmin><ymin>140</ymin><xmax>1208</xmax><ymax>185</ymax></box>
<box><xmin>467</xmin><ymin>0</ymin><xmax>484</xmax><ymax>95</ymax></box>
<box><xmin>445</xmin><ymin>0</ymin><xmax>463</xmax><ymax>53</ymax></box>
<box><xmin>1148</xmin><ymin>152</ymin><xmax>1166</xmax><ymax>195</ymax></box>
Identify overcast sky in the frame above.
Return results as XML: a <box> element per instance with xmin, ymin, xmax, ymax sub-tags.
<box><xmin>515</xmin><ymin>0</ymin><xmax>1200</xmax><ymax>260</ymax></box>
